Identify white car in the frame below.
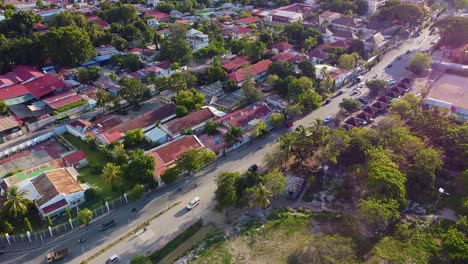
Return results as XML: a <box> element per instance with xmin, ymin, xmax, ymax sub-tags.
<box><xmin>186</xmin><ymin>196</ymin><xmax>201</xmax><ymax>210</ymax></box>
<box><xmin>106</xmin><ymin>255</ymin><xmax>120</xmax><ymax>264</ymax></box>
<box><xmin>323</xmin><ymin>116</ymin><xmax>333</xmax><ymax>124</ymax></box>
<box><xmin>387</xmin><ymin>79</ymin><xmax>396</xmax><ymax>85</ymax></box>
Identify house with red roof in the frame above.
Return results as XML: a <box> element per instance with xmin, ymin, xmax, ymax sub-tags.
<box><xmin>214</xmin><ymin>103</ymin><xmax>272</xmax><ymax>143</ymax></box>
<box><xmin>63</xmin><ymin>150</ymin><xmax>88</xmax><ymax>169</ymax></box>
<box><xmin>96</xmin><ymin>103</ymin><xmax>177</xmax><ymax>144</ymax></box>
<box><xmin>24</xmin><ymin>74</ymin><xmax>66</xmax><ymax>99</ymax></box>
<box><xmin>0</xmin><ymin>83</ymin><xmax>35</xmax><ymax>105</ymax></box>
<box><xmin>160</xmin><ymin>107</ymin><xmax>217</xmax><ymax>138</ymax></box>
<box><xmin>235</xmin><ymin>16</ymin><xmax>262</xmax><ymax>26</ymax></box>
<box><xmin>146</xmin><ymin>135</ymin><xmax>205</xmax><ymax>176</ymax></box>
<box><xmin>271</xmin><ymin>52</ymin><xmax>299</xmax><ymax>63</ymax></box>
<box><xmin>0</xmin><ymin>65</ymin><xmax>44</xmax><ymax>88</ymax></box>
<box><xmin>223</xmin><ymin>25</ymin><xmax>252</xmax><ymax>39</ymax></box>
<box><xmin>227</xmin><ymin>59</ymin><xmax>272</xmax><ymax>84</ymax></box>
<box><xmin>270</xmin><ymin>42</ymin><xmax>294</xmax><ymax>53</ymax></box>
<box><xmin>146</xmin><ymin>10</ymin><xmax>170</xmax><ymax>21</ymax></box>
<box><xmin>42</xmin><ymin>90</ymin><xmax>85</xmax><ymax>110</ymax></box>
<box><xmin>221</xmin><ymin>56</ymin><xmax>251</xmax><ymax>73</ymax></box>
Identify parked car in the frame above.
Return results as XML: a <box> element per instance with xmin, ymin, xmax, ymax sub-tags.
<box><xmin>323</xmin><ymin>116</ymin><xmax>333</xmax><ymax>124</ymax></box>
<box><xmin>106</xmin><ymin>255</ymin><xmax>120</xmax><ymax>264</ymax></box>
<box><xmin>323</xmin><ymin>99</ymin><xmax>332</xmax><ymax>105</ymax></box>
<box><xmin>387</xmin><ymin>79</ymin><xmax>396</xmax><ymax>85</ymax></box>
<box><xmin>358</xmin><ymin>98</ymin><xmax>369</xmax><ymax>104</ymax></box>
<box><xmin>372</xmin><ymin>73</ymin><xmax>378</xmax><ymax>79</ymax></box>
<box><xmin>248</xmin><ymin>164</ymin><xmax>258</xmax><ymax>172</ymax></box>
<box><xmin>186</xmin><ymin>196</ymin><xmax>201</xmax><ymax>210</ymax></box>
<box><xmin>99</xmin><ymin>219</ymin><xmax>116</xmax><ymax>231</ymax></box>
<box><xmin>337</xmin><ymin>90</ymin><xmax>344</xmax><ymax>95</ymax></box>
<box><xmin>350</xmin><ymin>91</ymin><xmax>359</xmax><ymax>96</ymax></box>
<box><xmin>46</xmin><ymin>248</ymin><xmax>68</xmax><ymax>263</ymax></box>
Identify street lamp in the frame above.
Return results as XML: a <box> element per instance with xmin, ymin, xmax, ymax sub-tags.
<box><xmin>433</xmin><ymin>187</ymin><xmax>449</xmax><ymax>210</ymax></box>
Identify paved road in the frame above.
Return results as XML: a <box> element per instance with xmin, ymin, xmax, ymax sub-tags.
<box><xmin>0</xmin><ymin>29</ymin><xmax>436</xmax><ymax>264</ymax></box>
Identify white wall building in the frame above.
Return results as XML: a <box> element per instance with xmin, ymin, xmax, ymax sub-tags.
<box><xmin>187</xmin><ymin>29</ymin><xmax>209</xmax><ymax>51</ymax></box>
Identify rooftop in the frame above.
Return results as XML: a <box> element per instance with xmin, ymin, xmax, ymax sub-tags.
<box><xmin>428</xmin><ymin>73</ymin><xmax>468</xmax><ymax>110</ymax></box>
<box><xmin>214</xmin><ymin>103</ymin><xmax>272</xmax><ymax>129</ymax></box>
<box><xmin>162</xmin><ymin>107</ymin><xmax>215</xmax><ymax>136</ymax></box>
<box><xmin>0</xmin><ymin>116</ymin><xmax>19</xmax><ymax>132</ymax></box>
<box><xmin>222</xmin><ymin>56</ymin><xmax>250</xmax><ymax>71</ymax></box>
<box><xmin>270</xmin><ymin>42</ymin><xmax>294</xmax><ymax>52</ymax></box>
<box><xmin>227</xmin><ymin>59</ymin><xmax>272</xmax><ymax>83</ymax></box>
<box><xmin>235</xmin><ymin>16</ymin><xmax>261</xmax><ymax>24</ymax></box>
<box><xmin>32</xmin><ymin>167</ymin><xmax>83</xmax><ymax>206</ymax></box>
<box><xmin>0</xmin><ymin>83</ymin><xmax>31</xmax><ymax>100</ymax></box>
<box><xmin>24</xmin><ymin>74</ymin><xmax>66</xmax><ymax>98</ymax></box>
<box><xmin>63</xmin><ymin>150</ymin><xmax>87</xmax><ymax>165</ymax></box>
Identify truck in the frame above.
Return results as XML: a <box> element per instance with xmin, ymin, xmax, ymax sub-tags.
<box><xmin>46</xmin><ymin>248</ymin><xmax>68</xmax><ymax>263</ymax></box>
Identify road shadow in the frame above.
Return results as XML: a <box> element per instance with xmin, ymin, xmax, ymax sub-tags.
<box><xmin>174</xmin><ymin>208</ymin><xmax>188</xmax><ymax>218</ymax></box>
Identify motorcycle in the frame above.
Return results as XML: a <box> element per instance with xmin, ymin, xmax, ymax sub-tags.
<box><xmin>78</xmin><ymin>237</ymin><xmax>85</xmax><ymax>243</ymax></box>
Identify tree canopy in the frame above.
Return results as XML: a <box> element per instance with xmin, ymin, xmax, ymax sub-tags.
<box><xmin>118</xmin><ymin>78</ymin><xmax>150</xmax><ymax>108</ymax></box>
<box><xmin>409</xmin><ymin>52</ymin><xmax>432</xmax><ymax>74</ymax></box>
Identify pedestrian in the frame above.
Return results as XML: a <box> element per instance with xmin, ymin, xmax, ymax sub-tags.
<box><xmin>225</xmin><ymin>210</ymin><xmax>228</xmax><ymax>215</ymax></box>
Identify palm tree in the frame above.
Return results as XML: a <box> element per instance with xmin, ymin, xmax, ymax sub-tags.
<box><xmin>249</xmin><ymin>183</ymin><xmax>272</xmax><ymax>209</ymax></box>
<box><xmin>224</xmin><ymin>126</ymin><xmax>242</xmax><ymax>147</ymax></box>
<box><xmin>279</xmin><ymin>133</ymin><xmax>295</xmax><ymax>162</ymax></box>
<box><xmin>2</xmin><ymin>186</ymin><xmax>32</xmax><ymax>218</ymax></box>
<box><xmin>102</xmin><ymin>163</ymin><xmax>122</xmax><ymax>188</ymax></box>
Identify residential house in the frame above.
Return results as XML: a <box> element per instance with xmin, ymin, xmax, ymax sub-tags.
<box><xmin>146</xmin><ymin>135</ymin><xmax>205</xmax><ymax>176</ymax></box>
<box><xmin>226</xmin><ymin>59</ymin><xmax>272</xmax><ymax>84</ymax></box>
<box><xmin>315</xmin><ymin>64</ymin><xmax>352</xmax><ymax>87</ymax></box>
<box><xmin>0</xmin><ymin>65</ymin><xmax>44</xmax><ymax>88</ymax></box>
<box><xmin>160</xmin><ymin>107</ymin><xmax>218</xmax><ymax>138</ymax></box>
<box><xmin>0</xmin><ymin>83</ymin><xmax>35</xmax><ymax>105</ymax></box>
<box><xmin>223</xmin><ymin>24</ymin><xmax>252</xmax><ymax>39</ymax></box>
<box><xmin>365</xmin><ymin>33</ymin><xmax>387</xmax><ymax>51</ymax></box>
<box><xmin>15</xmin><ymin>167</ymin><xmax>88</xmax><ymax>218</ymax></box>
<box><xmin>267</xmin><ymin>10</ymin><xmax>303</xmax><ymax>25</ymax></box>
<box><xmin>186</xmin><ymin>29</ymin><xmax>209</xmax><ymax>51</ymax></box>
<box><xmin>96</xmin><ymin>103</ymin><xmax>176</xmax><ymax>144</ymax></box>
<box><xmin>63</xmin><ymin>150</ymin><xmax>88</xmax><ymax>169</ymax></box>
<box><xmin>146</xmin><ymin>10</ymin><xmax>170</xmax><ymax>21</ymax></box>
<box><xmin>144</xmin><ymin>127</ymin><xmax>169</xmax><ymax>144</ymax></box>
<box><xmin>270</xmin><ymin>42</ymin><xmax>294</xmax><ymax>53</ymax></box>
<box><xmin>221</xmin><ymin>56</ymin><xmax>251</xmax><ymax>73</ymax></box>
<box><xmin>307</xmin><ymin>49</ymin><xmax>328</xmax><ymax>64</ymax></box>
<box><xmin>24</xmin><ymin>74</ymin><xmax>66</xmax><ymax>99</ymax></box>
<box><xmin>0</xmin><ymin>116</ymin><xmax>21</xmax><ymax>141</ymax></box>
<box><xmin>331</xmin><ymin>29</ymin><xmax>358</xmax><ymax>41</ymax></box>
<box><xmin>235</xmin><ymin>16</ymin><xmax>262</xmax><ymax>26</ymax></box>
<box><xmin>319</xmin><ymin>11</ymin><xmax>342</xmax><ymax>24</ymax></box>
<box><xmin>214</xmin><ymin>103</ymin><xmax>272</xmax><ymax>144</ymax></box>
<box><xmin>331</xmin><ymin>17</ymin><xmax>360</xmax><ymax>33</ymax></box>
<box><xmin>42</xmin><ymin>91</ymin><xmax>86</xmax><ymax>111</ymax></box>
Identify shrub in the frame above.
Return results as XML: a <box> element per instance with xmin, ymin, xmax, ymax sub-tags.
<box><xmin>84</xmin><ymin>188</ymin><xmax>98</xmax><ymax>202</ymax></box>
<box><xmin>24</xmin><ymin>217</ymin><xmax>33</xmax><ymax>233</ymax></box>
<box><xmin>161</xmin><ymin>167</ymin><xmax>180</xmax><ymax>184</ymax></box>
<box><xmin>128</xmin><ymin>184</ymin><xmax>146</xmax><ymax>201</ymax></box>
<box><xmin>54</xmin><ymin>99</ymin><xmax>87</xmax><ymax>113</ymax></box>
<box><xmin>45</xmin><ymin>215</ymin><xmax>53</xmax><ymax>226</ymax></box>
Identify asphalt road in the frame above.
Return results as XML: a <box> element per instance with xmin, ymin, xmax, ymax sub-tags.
<box><xmin>0</xmin><ymin>28</ymin><xmax>436</xmax><ymax>264</ymax></box>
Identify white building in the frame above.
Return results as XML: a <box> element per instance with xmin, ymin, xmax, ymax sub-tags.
<box><xmin>267</xmin><ymin>10</ymin><xmax>303</xmax><ymax>25</ymax></box>
<box><xmin>186</xmin><ymin>29</ymin><xmax>210</xmax><ymax>51</ymax></box>
<box><xmin>14</xmin><ymin>168</ymin><xmax>88</xmax><ymax>218</ymax></box>
<box><xmin>367</xmin><ymin>0</ymin><xmax>387</xmax><ymax>15</ymax></box>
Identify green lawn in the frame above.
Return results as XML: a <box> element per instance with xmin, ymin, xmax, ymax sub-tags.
<box><xmin>61</xmin><ymin>133</ymin><xmax>119</xmax><ymax>209</ymax></box>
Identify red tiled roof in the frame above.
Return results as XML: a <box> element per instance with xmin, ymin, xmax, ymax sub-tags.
<box><xmin>270</xmin><ymin>42</ymin><xmax>294</xmax><ymax>52</ymax></box>
<box><xmin>0</xmin><ymin>72</ymin><xmax>22</xmax><ymax>87</ymax></box>
<box><xmin>33</xmin><ymin>23</ymin><xmax>48</xmax><ymax>31</ymax></box>
<box><xmin>271</xmin><ymin>52</ymin><xmax>297</xmax><ymax>62</ymax></box>
<box><xmin>147</xmin><ymin>135</ymin><xmax>204</xmax><ymax>175</ymax></box>
<box><xmin>41</xmin><ymin>199</ymin><xmax>68</xmax><ymax>214</ymax></box>
<box><xmin>24</xmin><ymin>74</ymin><xmax>66</xmax><ymax>98</ymax></box>
<box><xmin>227</xmin><ymin>59</ymin><xmax>272</xmax><ymax>83</ymax></box>
<box><xmin>11</xmin><ymin>65</ymin><xmax>44</xmax><ymax>82</ymax></box>
<box><xmin>42</xmin><ymin>90</ymin><xmax>75</xmax><ymax>104</ymax></box>
<box><xmin>146</xmin><ymin>10</ymin><xmax>170</xmax><ymax>20</ymax></box>
<box><xmin>329</xmin><ymin>39</ymin><xmax>352</xmax><ymax>49</ymax></box>
<box><xmin>63</xmin><ymin>150</ymin><xmax>87</xmax><ymax>165</ymax></box>
<box><xmin>235</xmin><ymin>16</ymin><xmax>261</xmax><ymax>24</ymax></box>
<box><xmin>162</xmin><ymin>108</ymin><xmax>214</xmax><ymax>136</ymax></box>
<box><xmin>100</xmin><ymin>103</ymin><xmax>176</xmax><ymax>143</ymax></box>
<box><xmin>0</xmin><ymin>83</ymin><xmax>31</xmax><ymax>100</ymax></box>
<box><xmin>222</xmin><ymin>56</ymin><xmax>250</xmax><ymax>71</ymax></box>
<box><xmin>215</xmin><ymin>103</ymin><xmax>272</xmax><ymax>128</ymax></box>
<box><xmin>48</xmin><ymin>94</ymin><xmax>84</xmax><ymax>109</ymax></box>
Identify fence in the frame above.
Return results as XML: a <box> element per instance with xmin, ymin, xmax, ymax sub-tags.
<box><xmin>0</xmin><ymin>194</ymin><xmax>129</xmax><ymax>245</ymax></box>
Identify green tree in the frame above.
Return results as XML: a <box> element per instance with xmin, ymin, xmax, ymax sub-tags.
<box><xmin>112</xmin><ymin>36</ymin><xmax>128</xmax><ymax>51</ymax></box>
<box><xmin>40</xmin><ymin>25</ymin><xmax>94</xmax><ymax>67</ymax></box>
<box><xmin>252</xmin><ymin>119</ymin><xmax>268</xmax><ymax>138</ymax></box>
<box><xmin>123</xmin><ymin>128</ymin><xmax>145</xmax><ymax>147</ymax></box>
<box><xmin>78</xmin><ymin>68</ymin><xmax>90</xmax><ymax>83</ymax></box>
<box><xmin>268</xmin><ymin>60</ymin><xmax>293</xmax><ymax>79</ymax></box>
<box><xmin>49</xmin><ymin>10</ymin><xmax>88</xmax><ymax>29</ymax></box>
<box><xmin>1</xmin><ymin>186</ymin><xmax>31</xmax><ymax>219</ymax></box>
<box><xmin>45</xmin><ymin>215</ymin><xmax>53</xmax><ymax>227</ymax></box>
<box><xmin>298</xmin><ymin>60</ymin><xmax>316</xmax><ymax>79</ymax></box>
<box><xmin>358</xmin><ymin>198</ymin><xmax>400</xmax><ymax>231</ymax></box>
<box><xmin>128</xmin><ymin>184</ymin><xmax>146</xmax><ymax>201</ymax></box>
<box><xmin>118</xmin><ymin>78</ymin><xmax>150</xmax><ymax>108</ymax></box>
<box><xmin>102</xmin><ymin>163</ymin><xmax>123</xmax><ymax>188</ymax></box>
<box><xmin>96</xmin><ymin>89</ymin><xmax>114</xmax><ymax>109</ymax></box>
<box><xmin>243</xmin><ymin>40</ymin><xmax>266</xmax><ymax>61</ymax></box>
<box><xmin>1</xmin><ymin>220</ymin><xmax>14</xmax><ymax>234</ymax></box>
<box><xmin>112</xmin><ymin>143</ymin><xmax>128</xmax><ymax>165</ymax></box>
<box><xmin>409</xmin><ymin>52</ymin><xmax>432</xmax><ymax>74</ymax></box>
<box><xmin>176</xmin><ymin>149</ymin><xmax>216</xmax><ymax>174</ymax></box>
<box><xmin>24</xmin><ymin>217</ymin><xmax>33</xmax><ymax>232</ymax></box>
<box><xmin>269</xmin><ymin>112</ymin><xmax>285</xmax><ymax>128</ymax></box>
<box><xmin>175</xmin><ymin>105</ymin><xmax>188</xmax><ymax>117</ymax></box>
<box><xmin>65</xmin><ymin>207</ymin><xmax>72</xmax><ymax>219</ymax></box>
<box><xmin>241</xmin><ymin>80</ymin><xmax>263</xmax><ymax>105</ymax></box>
<box><xmin>215</xmin><ymin>172</ymin><xmax>241</xmax><ymax>210</ymax></box>
<box><xmin>206</xmin><ymin>57</ymin><xmax>227</xmax><ymax>83</ymax></box>
<box><xmin>298</xmin><ymin>234</ymin><xmax>357</xmax><ymax>264</ymax></box>
<box><xmin>303</xmin><ymin>36</ymin><xmax>318</xmax><ymax>52</ymax></box>
<box><xmin>0</xmin><ymin>99</ymin><xmax>8</xmax><ymax>115</ymax></box>
<box><xmin>0</xmin><ymin>11</ymin><xmax>42</xmax><ymax>37</ymax></box>
<box><xmin>101</xmin><ymin>4</ymin><xmax>138</xmax><ymax>24</ymax></box>
<box><xmin>159</xmin><ymin>24</ymin><xmax>193</xmax><ymax>65</ymax></box>
<box><xmin>248</xmin><ymin>183</ymin><xmax>272</xmax><ymax>209</ymax></box>
<box><xmin>366</xmin><ymin>79</ymin><xmax>388</xmax><ymax>97</ymax></box>
<box><xmin>124</xmin><ymin>149</ymin><xmax>156</xmax><ymax>188</ymax></box>
<box><xmin>161</xmin><ymin>167</ymin><xmax>180</xmax><ymax>184</ymax></box>
<box><xmin>123</xmin><ymin>54</ymin><xmax>143</xmax><ymax>72</ymax></box>
<box><xmin>262</xmin><ymin>170</ymin><xmax>286</xmax><ymax>195</ymax></box>
<box><xmin>204</xmin><ymin>121</ymin><xmax>220</xmax><ymax>135</ymax></box>
<box><xmin>339</xmin><ymin>98</ymin><xmax>361</xmax><ymax>113</ymax></box>
<box><xmin>433</xmin><ymin>16</ymin><xmax>468</xmax><ymax>46</ymax></box>
<box><xmin>130</xmin><ymin>255</ymin><xmax>152</xmax><ymax>264</ymax></box>
<box><xmin>442</xmin><ymin>227</ymin><xmax>468</xmax><ymax>262</ymax></box>
<box><xmin>297</xmin><ymin>89</ymin><xmax>322</xmax><ymax>113</ymax></box>
<box><xmin>77</xmin><ymin>208</ymin><xmax>93</xmax><ymax>225</ymax></box>
<box><xmin>121</xmin><ymin>24</ymin><xmax>141</xmax><ymax>41</ymax></box>
<box><xmin>338</xmin><ymin>54</ymin><xmax>356</xmax><ymax>70</ymax></box>
<box><xmin>174</xmin><ymin>88</ymin><xmax>205</xmax><ymax>112</ymax></box>
<box><xmin>224</xmin><ymin>126</ymin><xmax>242</xmax><ymax>146</ymax></box>
<box><xmin>407</xmin><ymin>148</ymin><xmax>441</xmax><ymax>201</ymax></box>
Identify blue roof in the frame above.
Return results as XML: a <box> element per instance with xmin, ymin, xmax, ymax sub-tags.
<box><xmin>94</xmin><ymin>54</ymin><xmax>113</xmax><ymax>62</ymax></box>
<box><xmin>145</xmin><ymin>127</ymin><xmax>168</xmax><ymax>142</ymax></box>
